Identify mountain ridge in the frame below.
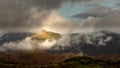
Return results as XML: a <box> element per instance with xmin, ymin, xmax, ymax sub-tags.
<box><xmin>0</xmin><ymin>30</ymin><xmax>120</xmax><ymax>55</ymax></box>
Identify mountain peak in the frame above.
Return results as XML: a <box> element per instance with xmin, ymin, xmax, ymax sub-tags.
<box><xmin>31</xmin><ymin>30</ymin><xmax>61</xmax><ymax>41</ymax></box>
<box><xmin>35</xmin><ymin>30</ymin><xmax>51</xmax><ymax>35</ymax></box>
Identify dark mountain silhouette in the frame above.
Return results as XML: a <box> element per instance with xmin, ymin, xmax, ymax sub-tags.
<box><xmin>49</xmin><ymin>31</ymin><xmax>120</xmax><ymax>55</ymax></box>
<box><xmin>0</xmin><ymin>32</ymin><xmax>32</xmax><ymax>45</ymax></box>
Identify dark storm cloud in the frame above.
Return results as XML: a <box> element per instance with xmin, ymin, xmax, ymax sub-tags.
<box><xmin>115</xmin><ymin>3</ymin><xmax>120</xmax><ymax>6</ymax></box>
<box><xmin>72</xmin><ymin>6</ymin><xmax>113</xmax><ymax>19</ymax></box>
<box><xmin>0</xmin><ymin>0</ymin><xmax>93</xmax><ymax>29</ymax></box>
<box><xmin>0</xmin><ymin>0</ymin><xmax>44</xmax><ymax>29</ymax></box>
<box><xmin>35</xmin><ymin>0</ymin><xmax>92</xmax><ymax>9</ymax></box>
<box><xmin>0</xmin><ymin>0</ymin><xmax>109</xmax><ymax>35</ymax></box>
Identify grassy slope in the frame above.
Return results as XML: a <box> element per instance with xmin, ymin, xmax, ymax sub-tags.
<box><xmin>0</xmin><ymin>51</ymin><xmax>120</xmax><ymax>68</ymax></box>
<box><xmin>0</xmin><ymin>51</ymin><xmax>75</xmax><ymax>68</ymax></box>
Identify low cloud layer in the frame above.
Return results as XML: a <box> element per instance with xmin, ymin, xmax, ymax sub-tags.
<box><xmin>1</xmin><ymin>37</ymin><xmax>57</xmax><ymax>51</ymax></box>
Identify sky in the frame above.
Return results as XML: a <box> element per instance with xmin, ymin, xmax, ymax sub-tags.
<box><xmin>0</xmin><ymin>0</ymin><xmax>120</xmax><ymax>34</ymax></box>
<box><xmin>57</xmin><ymin>0</ymin><xmax>119</xmax><ymax>21</ymax></box>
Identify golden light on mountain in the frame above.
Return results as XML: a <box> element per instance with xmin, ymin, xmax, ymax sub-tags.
<box><xmin>31</xmin><ymin>30</ymin><xmax>62</xmax><ymax>41</ymax></box>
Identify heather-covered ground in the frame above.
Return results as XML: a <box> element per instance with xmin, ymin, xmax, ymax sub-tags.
<box><xmin>0</xmin><ymin>51</ymin><xmax>120</xmax><ymax>68</ymax></box>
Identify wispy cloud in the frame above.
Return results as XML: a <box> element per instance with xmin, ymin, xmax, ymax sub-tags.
<box><xmin>72</xmin><ymin>6</ymin><xmax>113</xmax><ymax>18</ymax></box>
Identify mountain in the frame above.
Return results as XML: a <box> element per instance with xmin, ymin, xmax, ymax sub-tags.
<box><xmin>31</xmin><ymin>30</ymin><xmax>62</xmax><ymax>42</ymax></box>
<box><xmin>49</xmin><ymin>31</ymin><xmax>120</xmax><ymax>55</ymax></box>
<box><xmin>0</xmin><ymin>30</ymin><xmax>61</xmax><ymax>45</ymax></box>
<box><xmin>0</xmin><ymin>32</ymin><xmax>32</xmax><ymax>45</ymax></box>
<box><xmin>0</xmin><ymin>31</ymin><xmax>120</xmax><ymax>68</ymax></box>
<box><xmin>0</xmin><ymin>30</ymin><xmax>120</xmax><ymax>55</ymax></box>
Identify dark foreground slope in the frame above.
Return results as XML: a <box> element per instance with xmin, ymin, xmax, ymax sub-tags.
<box><xmin>0</xmin><ymin>51</ymin><xmax>120</xmax><ymax>68</ymax></box>
<box><xmin>0</xmin><ymin>51</ymin><xmax>75</xmax><ymax>68</ymax></box>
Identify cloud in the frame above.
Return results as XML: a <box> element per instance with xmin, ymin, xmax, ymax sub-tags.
<box><xmin>85</xmin><ymin>4</ymin><xmax>100</xmax><ymax>7</ymax></box>
<box><xmin>94</xmin><ymin>12</ymin><xmax>120</xmax><ymax>33</ymax></box>
<box><xmin>0</xmin><ymin>0</ymin><xmax>63</xmax><ymax>34</ymax></box>
<box><xmin>82</xmin><ymin>0</ymin><xmax>107</xmax><ymax>7</ymax></box>
<box><xmin>2</xmin><ymin>37</ymin><xmax>58</xmax><ymax>51</ymax></box>
<box><xmin>30</xmin><ymin>11</ymin><xmax>94</xmax><ymax>34</ymax></box>
<box><xmin>41</xmin><ymin>13</ymin><xmax>81</xmax><ymax>34</ymax></box>
<box><xmin>0</xmin><ymin>0</ymin><xmax>50</xmax><ymax>29</ymax></box>
<box><xmin>115</xmin><ymin>2</ymin><xmax>120</xmax><ymax>6</ymax></box>
<box><xmin>1</xmin><ymin>0</ymin><xmax>119</xmax><ymax>34</ymax></box>
<box><xmin>0</xmin><ymin>0</ymin><xmax>108</xmax><ymax>30</ymax></box>
<box><xmin>71</xmin><ymin>5</ymin><xmax>120</xmax><ymax>33</ymax></box>
<box><xmin>0</xmin><ymin>0</ymin><xmax>96</xmax><ymax>34</ymax></box>
<box><xmin>72</xmin><ymin>6</ymin><xmax>113</xmax><ymax>18</ymax></box>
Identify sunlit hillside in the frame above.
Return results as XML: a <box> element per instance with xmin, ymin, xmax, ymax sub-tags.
<box><xmin>31</xmin><ymin>30</ymin><xmax>62</xmax><ymax>41</ymax></box>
